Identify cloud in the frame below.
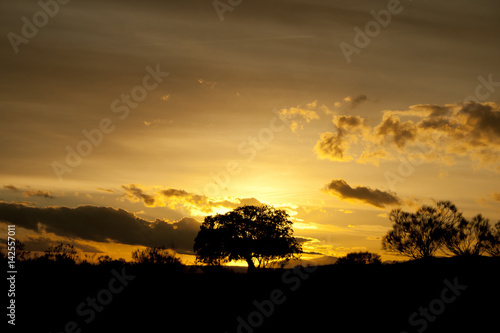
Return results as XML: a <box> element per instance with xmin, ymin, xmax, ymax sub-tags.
<box><xmin>97</xmin><ymin>188</ymin><xmax>114</xmax><ymax>193</ymax></box>
<box><xmin>122</xmin><ymin>184</ymin><xmax>156</xmax><ymax>206</ymax></box>
<box><xmin>279</xmin><ymin>101</ymin><xmax>321</xmax><ymax>132</ymax></box>
<box><xmin>314</xmin><ymin>115</ymin><xmax>368</xmax><ymax>161</ymax></box>
<box><xmin>197</xmin><ymin>78</ymin><xmax>217</xmax><ymax>89</ymax></box>
<box><xmin>324</xmin><ymin>179</ymin><xmax>401</xmax><ymax>208</ymax></box>
<box><xmin>0</xmin><ymin>202</ymin><xmax>200</xmax><ymax>254</ymax></box>
<box><xmin>375</xmin><ymin>115</ymin><xmax>417</xmax><ymax>149</ymax></box>
<box><xmin>121</xmin><ymin>184</ymin><xmax>264</xmax><ymax>215</ymax></box>
<box><xmin>4</xmin><ymin>184</ymin><xmax>54</xmax><ymax>199</ymax></box>
<box><xmin>23</xmin><ymin>190</ymin><xmax>55</xmax><ymax>199</ymax></box>
<box><xmin>4</xmin><ymin>185</ymin><xmax>20</xmax><ymax>191</ymax></box>
<box><xmin>334</xmin><ymin>95</ymin><xmax>368</xmax><ymax>110</ymax></box>
<box><xmin>343</xmin><ymin>95</ymin><xmax>368</xmax><ymax>109</ymax></box>
<box><xmin>315</xmin><ymin>102</ymin><xmax>500</xmax><ymax>171</ymax></box>
<box><xmin>492</xmin><ymin>192</ymin><xmax>500</xmax><ymax>202</ymax></box>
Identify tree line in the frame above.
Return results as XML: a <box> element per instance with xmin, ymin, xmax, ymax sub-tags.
<box><xmin>2</xmin><ymin>201</ymin><xmax>498</xmax><ymax>272</ymax></box>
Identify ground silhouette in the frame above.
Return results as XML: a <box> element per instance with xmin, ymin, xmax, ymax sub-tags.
<box><xmin>4</xmin><ymin>249</ymin><xmax>499</xmax><ymax>333</ymax></box>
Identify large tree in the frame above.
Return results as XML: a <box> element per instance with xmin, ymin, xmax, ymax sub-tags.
<box><xmin>381</xmin><ymin>201</ymin><xmax>460</xmax><ymax>259</ymax></box>
<box><xmin>193</xmin><ymin>205</ymin><xmax>302</xmax><ymax>272</ymax></box>
<box><xmin>382</xmin><ymin>201</ymin><xmax>495</xmax><ymax>259</ymax></box>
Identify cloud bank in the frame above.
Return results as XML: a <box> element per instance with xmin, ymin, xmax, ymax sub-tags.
<box><xmin>0</xmin><ymin>202</ymin><xmax>200</xmax><ymax>254</ymax></box>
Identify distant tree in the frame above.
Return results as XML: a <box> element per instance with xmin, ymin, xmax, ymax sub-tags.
<box><xmin>43</xmin><ymin>243</ymin><xmax>78</xmax><ymax>263</ymax></box>
<box><xmin>193</xmin><ymin>205</ymin><xmax>302</xmax><ymax>273</ymax></box>
<box><xmin>14</xmin><ymin>240</ymin><xmax>30</xmax><ymax>261</ymax></box>
<box><xmin>382</xmin><ymin>201</ymin><xmax>460</xmax><ymax>259</ymax></box>
<box><xmin>442</xmin><ymin>214</ymin><xmax>492</xmax><ymax>256</ymax></box>
<box><xmin>97</xmin><ymin>255</ymin><xmax>126</xmax><ymax>265</ymax></box>
<box><xmin>336</xmin><ymin>251</ymin><xmax>381</xmax><ymax>265</ymax></box>
<box><xmin>485</xmin><ymin>221</ymin><xmax>500</xmax><ymax>257</ymax></box>
<box><xmin>132</xmin><ymin>246</ymin><xmax>183</xmax><ymax>268</ymax></box>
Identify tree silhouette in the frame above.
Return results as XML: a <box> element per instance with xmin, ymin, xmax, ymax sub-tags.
<box><xmin>382</xmin><ymin>201</ymin><xmax>497</xmax><ymax>259</ymax></box>
<box><xmin>193</xmin><ymin>205</ymin><xmax>302</xmax><ymax>273</ymax></box>
<box><xmin>485</xmin><ymin>221</ymin><xmax>500</xmax><ymax>257</ymax></box>
<box><xmin>336</xmin><ymin>251</ymin><xmax>381</xmax><ymax>265</ymax></box>
<box><xmin>442</xmin><ymin>214</ymin><xmax>492</xmax><ymax>256</ymax></box>
<box><xmin>381</xmin><ymin>201</ymin><xmax>460</xmax><ymax>259</ymax></box>
<box><xmin>43</xmin><ymin>243</ymin><xmax>78</xmax><ymax>264</ymax></box>
<box><xmin>132</xmin><ymin>246</ymin><xmax>183</xmax><ymax>267</ymax></box>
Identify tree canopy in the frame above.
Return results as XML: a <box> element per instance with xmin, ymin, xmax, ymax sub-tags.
<box><xmin>193</xmin><ymin>205</ymin><xmax>302</xmax><ymax>272</ymax></box>
<box><xmin>382</xmin><ymin>201</ymin><xmax>499</xmax><ymax>259</ymax></box>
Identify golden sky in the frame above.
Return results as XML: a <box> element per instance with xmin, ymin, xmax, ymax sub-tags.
<box><xmin>1</xmin><ymin>0</ymin><xmax>499</xmax><ymax>262</ymax></box>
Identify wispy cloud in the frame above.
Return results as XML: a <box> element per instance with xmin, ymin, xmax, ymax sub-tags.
<box><xmin>4</xmin><ymin>185</ymin><xmax>54</xmax><ymax>199</ymax></box>
<box><xmin>23</xmin><ymin>190</ymin><xmax>54</xmax><ymax>199</ymax></box>
<box><xmin>96</xmin><ymin>188</ymin><xmax>114</xmax><ymax>193</ymax></box>
<box><xmin>279</xmin><ymin>101</ymin><xmax>321</xmax><ymax>132</ymax></box>
<box><xmin>4</xmin><ymin>185</ymin><xmax>20</xmax><ymax>191</ymax></box>
<box><xmin>197</xmin><ymin>78</ymin><xmax>217</xmax><ymax>89</ymax></box>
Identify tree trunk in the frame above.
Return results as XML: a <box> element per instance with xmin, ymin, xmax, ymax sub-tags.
<box><xmin>246</xmin><ymin>257</ymin><xmax>255</xmax><ymax>274</ymax></box>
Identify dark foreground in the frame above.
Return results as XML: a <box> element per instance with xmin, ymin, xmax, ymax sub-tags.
<box><xmin>8</xmin><ymin>257</ymin><xmax>500</xmax><ymax>333</ymax></box>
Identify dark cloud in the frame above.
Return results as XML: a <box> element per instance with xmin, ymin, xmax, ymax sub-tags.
<box><xmin>96</xmin><ymin>188</ymin><xmax>114</xmax><ymax>193</ymax></box>
<box><xmin>335</xmin><ymin>115</ymin><xmax>366</xmax><ymax>128</ymax></box>
<box><xmin>460</xmin><ymin>102</ymin><xmax>500</xmax><ymax>141</ymax></box>
<box><xmin>294</xmin><ymin>237</ymin><xmax>314</xmax><ymax>244</ymax></box>
<box><xmin>324</xmin><ymin>179</ymin><xmax>401</xmax><ymax>208</ymax></box>
<box><xmin>4</xmin><ymin>185</ymin><xmax>55</xmax><ymax>199</ymax></box>
<box><xmin>23</xmin><ymin>190</ymin><xmax>54</xmax><ymax>199</ymax></box>
<box><xmin>122</xmin><ymin>184</ymin><xmax>156</xmax><ymax>206</ymax></box>
<box><xmin>0</xmin><ymin>203</ymin><xmax>200</xmax><ymax>254</ymax></box>
<box><xmin>4</xmin><ymin>185</ymin><xmax>20</xmax><ymax>191</ymax></box>
<box><xmin>314</xmin><ymin>115</ymin><xmax>367</xmax><ymax>161</ymax></box>
<box><xmin>411</xmin><ymin>104</ymin><xmax>450</xmax><ymax>117</ymax></box>
<box><xmin>348</xmin><ymin>95</ymin><xmax>368</xmax><ymax>109</ymax></box>
<box><xmin>375</xmin><ymin>116</ymin><xmax>417</xmax><ymax>149</ymax></box>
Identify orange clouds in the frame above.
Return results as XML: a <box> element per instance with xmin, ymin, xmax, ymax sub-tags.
<box><xmin>121</xmin><ymin>184</ymin><xmax>264</xmax><ymax>216</ymax></box>
<box><xmin>315</xmin><ymin>102</ymin><xmax>500</xmax><ymax>171</ymax></box>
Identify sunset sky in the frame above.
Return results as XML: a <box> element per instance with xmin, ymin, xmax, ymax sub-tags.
<box><xmin>1</xmin><ymin>0</ymin><xmax>499</xmax><ymax>263</ymax></box>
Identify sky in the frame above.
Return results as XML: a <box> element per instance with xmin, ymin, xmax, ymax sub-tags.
<box><xmin>1</xmin><ymin>0</ymin><xmax>499</xmax><ymax>263</ymax></box>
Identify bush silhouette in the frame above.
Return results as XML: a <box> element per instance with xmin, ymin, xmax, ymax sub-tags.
<box><xmin>336</xmin><ymin>251</ymin><xmax>382</xmax><ymax>265</ymax></box>
<box><xmin>132</xmin><ymin>246</ymin><xmax>183</xmax><ymax>268</ymax></box>
<box><xmin>42</xmin><ymin>242</ymin><xmax>78</xmax><ymax>264</ymax></box>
